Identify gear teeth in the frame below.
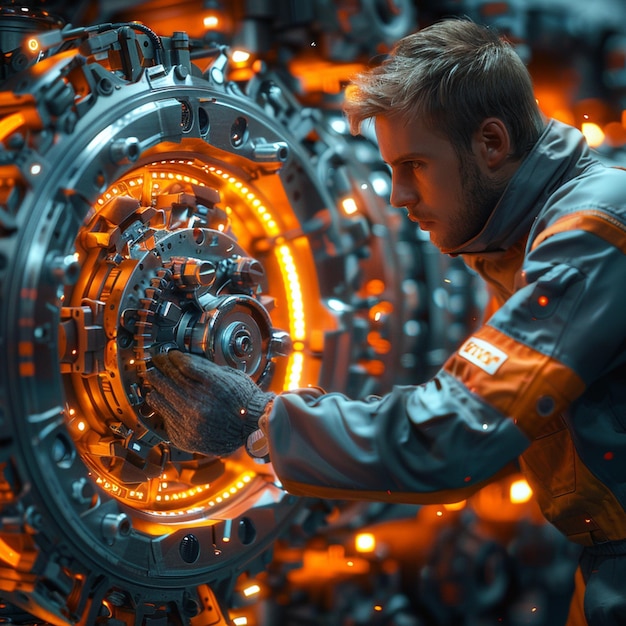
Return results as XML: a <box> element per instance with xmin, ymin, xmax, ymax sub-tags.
<box><xmin>133</xmin><ymin>269</ymin><xmax>174</xmax><ymax>360</ymax></box>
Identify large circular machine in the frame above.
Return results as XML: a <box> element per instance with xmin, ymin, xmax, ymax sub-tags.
<box><xmin>0</xmin><ymin>11</ymin><xmax>477</xmax><ymax>626</ymax></box>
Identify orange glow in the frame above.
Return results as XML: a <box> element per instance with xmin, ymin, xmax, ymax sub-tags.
<box><xmin>287</xmin><ymin>544</ymin><xmax>370</xmax><ymax>584</ymax></box>
<box><xmin>289</xmin><ymin>58</ymin><xmax>365</xmax><ymax>94</ymax></box>
<box><xmin>277</xmin><ymin>244</ymin><xmax>305</xmax><ymax>338</ymax></box>
<box><xmin>341</xmin><ymin>196</ymin><xmax>358</xmax><ymax>215</ymax></box>
<box><xmin>369</xmin><ymin>300</ymin><xmax>393</xmax><ymax>322</ymax></box>
<box><xmin>0</xmin><ymin>537</ymin><xmax>20</xmax><ymax>568</ymax></box>
<box><xmin>26</xmin><ymin>37</ymin><xmax>39</xmax><ymax>52</ymax></box>
<box><xmin>18</xmin><ymin>341</ymin><xmax>33</xmax><ymax>356</ymax></box>
<box><xmin>285</xmin><ymin>350</ymin><xmax>304</xmax><ymax>391</ymax></box>
<box><xmin>355</xmin><ymin>532</ymin><xmax>376</xmax><ymax>553</ymax></box>
<box><xmin>537</xmin><ymin>295</ymin><xmax>549</xmax><ymax>307</ymax></box>
<box><xmin>510</xmin><ymin>478</ymin><xmax>533</xmax><ymax>504</ymax></box>
<box><xmin>231</xmin><ymin>49</ymin><xmax>252</xmax><ymax>64</ymax></box>
<box><xmin>367</xmin><ymin>331</ymin><xmax>391</xmax><ymax>355</ymax></box>
<box><xmin>0</xmin><ymin>112</ymin><xmax>25</xmax><ymax>141</ymax></box>
<box><xmin>361</xmin><ymin>359</ymin><xmax>385</xmax><ymax>376</ymax></box>
<box><xmin>203</xmin><ymin>14</ymin><xmax>220</xmax><ymax>29</ymax></box>
<box><xmin>276</xmin><ymin>242</ymin><xmax>306</xmax><ymax>388</ymax></box>
<box><xmin>533</xmin><ymin>85</ymin><xmax>576</xmax><ymax>127</ymax></box>
<box><xmin>581</xmin><ymin>122</ymin><xmax>605</xmax><ymax>147</ymax></box>
<box><xmin>443</xmin><ymin>500</ymin><xmax>466</xmax><ymax>511</ymax></box>
<box><xmin>603</xmin><ymin>121</ymin><xmax>626</xmax><ymax>148</ymax></box>
<box><xmin>19</xmin><ymin>362</ymin><xmax>34</xmax><ymax>376</ymax></box>
<box><xmin>242</xmin><ymin>583</ymin><xmax>261</xmax><ymax>597</ymax></box>
<box><xmin>365</xmin><ymin>278</ymin><xmax>385</xmax><ymax>296</ymax></box>
<box><xmin>471</xmin><ymin>475</ymin><xmax>539</xmax><ymax>523</ymax></box>
<box><xmin>481</xmin><ymin>1</ymin><xmax>509</xmax><ymax>16</ymax></box>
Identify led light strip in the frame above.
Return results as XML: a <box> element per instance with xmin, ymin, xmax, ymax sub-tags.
<box><xmin>97</xmin><ymin>164</ymin><xmax>308</xmax><ymax>390</ymax></box>
<box><xmin>92</xmin><ymin>472</ymin><xmax>257</xmax><ymax>516</ymax></box>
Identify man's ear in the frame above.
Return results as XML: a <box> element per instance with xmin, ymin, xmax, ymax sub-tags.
<box><xmin>473</xmin><ymin>117</ymin><xmax>511</xmax><ymax>170</ymax></box>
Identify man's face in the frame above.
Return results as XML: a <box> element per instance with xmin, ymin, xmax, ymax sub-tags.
<box><xmin>375</xmin><ymin>113</ymin><xmax>504</xmax><ymax>253</ymax></box>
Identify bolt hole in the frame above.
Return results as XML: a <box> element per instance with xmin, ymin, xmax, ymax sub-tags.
<box><xmin>193</xmin><ymin>228</ymin><xmax>205</xmax><ymax>245</ymax></box>
<box><xmin>238</xmin><ymin>517</ymin><xmax>256</xmax><ymax>545</ymax></box>
<box><xmin>198</xmin><ymin>107</ymin><xmax>210</xmax><ymax>136</ymax></box>
<box><xmin>179</xmin><ymin>534</ymin><xmax>201</xmax><ymax>563</ymax></box>
<box><xmin>230</xmin><ymin>116</ymin><xmax>248</xmax><ymax>148</ymax></box>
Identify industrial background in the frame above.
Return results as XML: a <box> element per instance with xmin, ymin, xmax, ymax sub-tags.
<box><xmin>1</xmin><ymin>1</ymin><xmax>625</xmax><ymax>625</ymax></box>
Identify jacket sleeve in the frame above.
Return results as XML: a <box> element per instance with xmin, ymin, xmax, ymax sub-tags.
<box><xmin>265</xmin><ymin>208</ymin><xmax>626</xmax><ymax>504</ymax></box>
<box><xmin>266</xmin><ymin>377</ymin><xmax>529</xmax><ymax>503</ymax></box>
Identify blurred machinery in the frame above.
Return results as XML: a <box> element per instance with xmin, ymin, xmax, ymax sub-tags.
<box><xmin>0</xmin><ymin>1</ymin><xmax>625</xmax><ymax>625</ymax></box>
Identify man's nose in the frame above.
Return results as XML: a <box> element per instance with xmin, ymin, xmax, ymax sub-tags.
<box><xmin>389</xmin><ymin>172</ymin><xmax>418</xmax><ymax>209</ymax></box>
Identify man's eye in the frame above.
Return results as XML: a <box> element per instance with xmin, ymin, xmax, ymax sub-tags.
<box><xmin>408</xmin><ymin>161</ymin><xmax>424</xmax><ymax>170</ymax></box>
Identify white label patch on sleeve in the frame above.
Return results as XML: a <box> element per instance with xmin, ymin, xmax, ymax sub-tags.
<box><xmin>458</xmin><ymin>336</ymin><xmax>508</xmax><ymax>375</ymax></box>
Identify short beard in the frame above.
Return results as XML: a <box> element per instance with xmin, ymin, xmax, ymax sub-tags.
<box><xmin>456</xmin><ymin>153</ymin><xmax>507</xmax><ymax>247</ymax></box>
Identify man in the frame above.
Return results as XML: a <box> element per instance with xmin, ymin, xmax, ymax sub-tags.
<box><xmin>144</xmin><ymin>18</ymin><xmax>626</xmax><ymax>625</ymax></box>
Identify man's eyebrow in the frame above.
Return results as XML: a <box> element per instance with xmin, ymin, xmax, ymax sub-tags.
<box><xmin>386</xmin><ymin>152</ymin><xmax>427</xmax><ymax>166</ymax></box>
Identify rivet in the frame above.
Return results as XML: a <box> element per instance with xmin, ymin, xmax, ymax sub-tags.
<box><xmin>536</xmin><ymin>395</ymin><xmax>555</xmax><ymax>416</ymax></box>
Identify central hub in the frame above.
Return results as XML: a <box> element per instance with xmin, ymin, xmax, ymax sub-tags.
<box><xmin>185</xmin><ymin>293</ymin><xmax>273</xmax><ymax>374</ymax></box>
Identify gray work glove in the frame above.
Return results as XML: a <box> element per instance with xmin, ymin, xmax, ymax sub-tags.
<box><xmin>143</xmin><ymin>350</ymin><xmax>274</xmax><ymax>457</ymax></box>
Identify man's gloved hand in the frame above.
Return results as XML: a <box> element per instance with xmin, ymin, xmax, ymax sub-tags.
<box><xmin>143</xmin><ymin>350</ymin><xmax>275</xmax><ymax>457</ymax></box>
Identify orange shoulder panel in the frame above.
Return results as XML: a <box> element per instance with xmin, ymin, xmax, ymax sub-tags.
<box><xmin>444</xmin><ymin>325</ymin><xmax>585</xmax><ymax>439</ymax></box>
<box><xmin>532</xmin><ymin>210</ymin><xmax>626</xmax><ymax>253</ymax></box>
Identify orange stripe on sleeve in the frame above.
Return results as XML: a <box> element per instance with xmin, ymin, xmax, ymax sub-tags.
<box><xmin>531</xmin><ymin>210</ymin><xmax>626</xmax><ymax>253</ymax></box>
<box><xmin>444</xmin><ymin>325</ymin><xmax>585</xmax><ymax>439</ymax></box>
